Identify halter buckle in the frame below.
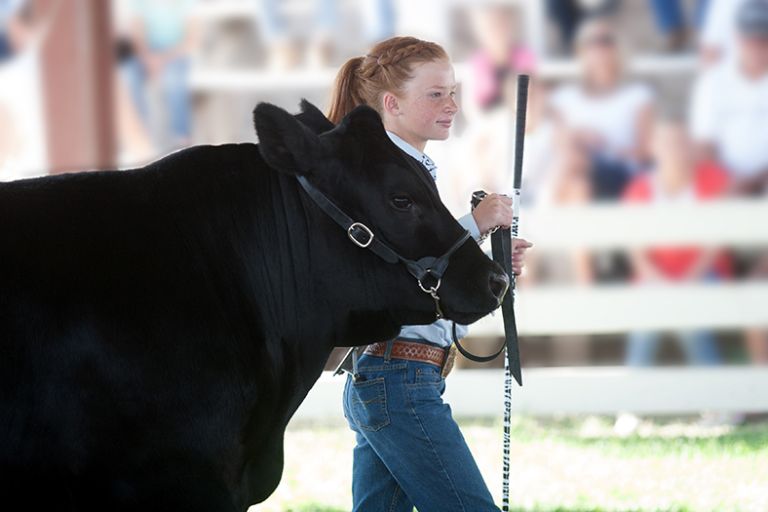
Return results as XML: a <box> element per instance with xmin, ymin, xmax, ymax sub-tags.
<box><xmin>347</xmin><ymin>222</ymin><xmax>374</xmax><ymax>248</ymax></box>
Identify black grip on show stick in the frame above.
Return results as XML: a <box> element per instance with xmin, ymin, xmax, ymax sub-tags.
<box><xmin>512</xmin><ymin>74</ymin><xmax>529</xmax><ymax>190</ymax></box>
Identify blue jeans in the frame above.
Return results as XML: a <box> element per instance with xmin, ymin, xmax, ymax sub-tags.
<box><xmin>648</xmin><ymin>0</ymin><xmax>709</xmax><ymax>33</ymax></box>
<box><xmin>257</xmin><ymin>0</ymin><xmax>394</xmax><ymax>42</ymax></box>
<box><xmin>0</xmin><ymin>33</ymin><xmax>12</xmax><ymax>62</ymax></box>
<box><xmin>343</xmin><ymin>352</ymin><xmax>498</xmax><ymax>512</ymax></box>
<box><xmin>590</xmin><ymin>152</ymin><xmax>633</xmax><ymax>200</ymax></box>
<box><xmin>258</xmin><ymin>0</ymin><xmax>338</xmax><ymax>41</ymax></box>
<box><xmin>626</xmin><ymin>330</ymin><xmax>720</xmax><ymax>367</ymax></box>
<box><xmin>545</xmin><ymin>0</ymin><xmax>619</xmax><ymax>53</ymax></box>
<box><xmin>122</xmin><ymin>56</ymin><xmax>191</xmax><ymax>142</ymax></box>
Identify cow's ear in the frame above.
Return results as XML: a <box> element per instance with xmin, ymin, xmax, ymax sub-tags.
<box><xmin>343</xmin><ymin>105</ymin><xmax>387</xmax><ymax>140</ymax></box>
<box><xmin>294</xmin><ymin>99</ymin><xmax>335</xmax><ymax>135</ymax></box>
<box><xmin>254</xmin><ymin>102</ymin><xmax>322</xmax><ymax>175</ymax></box>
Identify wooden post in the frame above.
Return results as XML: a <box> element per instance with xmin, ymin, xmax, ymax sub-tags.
<box><xmin>37</xmin><ymin>0</ymin><xmax>115</xmax><ymax>174</ymax></box>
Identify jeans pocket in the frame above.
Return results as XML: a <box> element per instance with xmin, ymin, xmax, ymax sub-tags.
<box><xmin>349</xmin><ymin>377</ymin><xmax>390</xmax><ymax>432</ymax></box>
<box><xmin>415</xmin><ymin>365</ymin><xmax>442</xmax><ymax>384</ymax></box>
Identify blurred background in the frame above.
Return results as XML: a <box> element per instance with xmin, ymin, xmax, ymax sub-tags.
<box><xmin>2</xmin><ymin>0</ymin><xmax>768</xmax><ymax>510</ymax></box>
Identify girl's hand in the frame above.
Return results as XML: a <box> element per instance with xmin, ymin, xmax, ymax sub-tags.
<box><xmin>511</xmin><ymin>238</ymin><xmax>533</xmax><ymax>275</ymax></box>
<box><xmin>471</xmin><ymin>193</ymin><xmax>513</xmax><ymax>234</ymax></box>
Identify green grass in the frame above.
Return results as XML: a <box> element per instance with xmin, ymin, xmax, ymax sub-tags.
<box><xmin>508</xmin><ymin>416</ymin><xmax>768</xmax><ymax>457</ymax></box>
<box><xmin>251</xmin><ymin>417</ymin><xmax>768</xmax><ymax>512</ymax></box>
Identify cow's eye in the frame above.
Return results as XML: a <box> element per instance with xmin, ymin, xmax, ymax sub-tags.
<box><xmin>391</xmin><ymin>196</ymin><xmax>413</xmax><ymax>211</ymax></box>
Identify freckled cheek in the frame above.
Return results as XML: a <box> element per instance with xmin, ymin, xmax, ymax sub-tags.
<box><xmin>413</xmin><ymin>103</ymin><xmax>442</xmax><ymax>128</ymax></box>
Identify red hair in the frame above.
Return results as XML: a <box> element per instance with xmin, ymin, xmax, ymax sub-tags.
<box><xmin>327</xmin><ymin>36</ymin><xmax>449</xmax><ymax>124</ymax></box>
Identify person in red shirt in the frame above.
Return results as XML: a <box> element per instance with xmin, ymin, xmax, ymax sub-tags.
<box><xmin>623</xmin><ymin>120</ymin><xmax>730</xmax><ymax>360</ymax></box>
<box><xmin>623</xmin><ymin>121</ymin><xmax>731</xmax><ymax>285</ymax></box>
<box><xmin>615</xmin><ymin>119</ymin><xmax>733</xmax><ymax>434</ymax></box>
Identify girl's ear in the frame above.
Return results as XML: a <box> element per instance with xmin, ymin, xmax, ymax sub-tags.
<box><xmin>381</xmin><ymin>92</ymin><xmax>401</xmax><ymax>117</ymax></box>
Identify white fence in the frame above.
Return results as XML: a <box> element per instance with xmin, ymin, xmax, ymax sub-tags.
<box><xmin>294</xmin><ymin>367</ymin><xmax>768</xmax><ymax>420</ymax></box>
<box><xmin>295</xmin><ymin>200</ymin><xmax>768</xmax><ymax>418</ymax></box>
<box><xmin>472</xmin><ymin>281</ymin><xmax>768</xmax><ymax>336</ymax></box>
<box><xmin>481</xmin><ymin>199</ymin><xmax>768</xmax><ymax>336</ymax></box>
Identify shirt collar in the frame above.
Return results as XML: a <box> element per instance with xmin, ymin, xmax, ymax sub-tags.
<box><xmin>386</xmin><ymin>131</ymin><xmax>437</xmax><ymax>180</ymax></box>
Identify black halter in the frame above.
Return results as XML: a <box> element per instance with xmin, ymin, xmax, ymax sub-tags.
<box><xmin>296</xmin><ymin>175</ymin><xmax>471</xmax><ymax>318</ymax></box>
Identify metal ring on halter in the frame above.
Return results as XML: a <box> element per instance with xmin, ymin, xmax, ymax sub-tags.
<box><xmin>417</xmin><ymin>274</ymin><xmax>441</xmax><ymax>295</ymax></box>
<box><xmin>347</xmin><ymin>222</ymin><xmax>374</xmax><ymax>248</ymax></box>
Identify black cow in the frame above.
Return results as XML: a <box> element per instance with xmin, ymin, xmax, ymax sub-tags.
<box><xmin>0</xmin><ymin>101</ymin><xmax>506</xmax><ymax>511</ymax></box>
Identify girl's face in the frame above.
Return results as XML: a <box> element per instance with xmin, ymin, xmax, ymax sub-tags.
<box><xmin>382</xmin><ymin>59</ymin><xmax>459</xmax><ymax>151</ymax></box>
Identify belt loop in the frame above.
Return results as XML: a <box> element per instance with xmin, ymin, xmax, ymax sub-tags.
<box><xmin>383</xmin><ymin>338</ymin><xmax>395</xmax><ymax>362</ymax></box>
<box><xmin>352</xmin><ymin>348</ymin><xmax>360</xmax><ymax>377</ymax></box>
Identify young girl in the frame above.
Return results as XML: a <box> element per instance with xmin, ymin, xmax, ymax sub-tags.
<box><xmin>329</xmin><ymin>36</ymin><xmax>532</xmax><ymax>511</ymax></box>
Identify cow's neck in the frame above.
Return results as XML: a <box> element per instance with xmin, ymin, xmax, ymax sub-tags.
<box><xmin>238</xmin><ymin>163</ymin><xmax>397</xmax><ymax>405</ymax></box>
<box><xmin>228</xmin><ymin>159</ymin><xmax>401</xmax><ymax>503</ymax></box>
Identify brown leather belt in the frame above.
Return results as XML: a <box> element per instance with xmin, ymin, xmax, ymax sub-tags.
<box><xmin>363</xmin><ymin>339</ymin><xmax>457</xmax><ymax>377</ymax></box>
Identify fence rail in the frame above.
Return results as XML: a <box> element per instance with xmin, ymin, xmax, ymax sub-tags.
<box><xmin>472</xmin><ymin>282</ymin><xmax>768</xmax><ymax>336</ymax></box>
<box><xmin>293</xmin><ymin>367</ymin><xmax>768</xmax><ymax>420</ymax></box>
<box><xmin>519</xmin><ymin>200</ymin><xmax>768</xmax><ymax>249</ymax></box>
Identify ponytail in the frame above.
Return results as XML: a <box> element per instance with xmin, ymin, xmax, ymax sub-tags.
<box><xmin>326</xmin><ymin>36</ymin><xmax>449</xmax><ymax>124</ymax></box>
<box><xmin>327</xmin><ymin>57</ymin><xmax>365</xmax><ymax>124</ymax></box>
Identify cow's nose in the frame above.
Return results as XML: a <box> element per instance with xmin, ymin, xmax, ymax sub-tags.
<box><xmin>489</xmin><ymin>271</ymin><xmax>510</xmax><ymax>303</ymax></box>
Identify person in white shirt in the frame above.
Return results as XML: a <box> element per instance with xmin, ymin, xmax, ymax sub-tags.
<box><xmin>549</xmin><ymin>16</ymin><xmax>656</xmax><ymax>201</ymax></box>
<box><xmin>699</xmin><ymin>0</ymin><xmax>746</xmax><ymax>65</ymax></box>
<box><xmin>0</xmin><ymin>0</ymin><xmax>30</xmax><ymax>61</ymax></box>
<box><xmin>689</xmin><ymin>0</ymin><xmax>768</xmax><ymax>365</ymax></box>
<box><xmin>690</xmin><ymin>0</ymin><xmax>768</xmax><ymax>195</ymax></box>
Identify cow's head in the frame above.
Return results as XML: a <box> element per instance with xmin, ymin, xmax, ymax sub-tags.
<box><xmin>253</xmin><ymin>101</ymin><xmax>507</xmax><ymax>340</ymax></box>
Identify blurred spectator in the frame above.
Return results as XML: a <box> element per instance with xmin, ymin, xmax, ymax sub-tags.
<box><xmin>550</xmin><ymin>16</ymin><xmax>656</xmax><ymax>201</ymax></box>
<box><xmin>451</xmin><ymin>77</ymin><xmax>556</xmax><ymax>212</ymax></box>
<box><xmin>257</xmin><ymin>0</ymin><xmax>337</xmax><ymax>69</ymax></box>
<box><xmin>359</xmin><ymin>0</ymin><xmax>396</xmax><ymax>44</ymax></box>
<box><xmin>256</xmin><ymin>0</ymin><xmax>395</xmax><ymax>70</ymax></box>
<box><xmin>623</xmin><ymin>120</ymin><xmax>729</xmax><ymax>366</ymax></box>
<box><xmin>0</xmin><ymin>0</ymin><xmax>43</xmax><ymax>180</ymax></box>
<box><xmin>545</xmin><ymin>0</ymin><xmax>619</xmax><ymax>56</ymax></box>
<box><xmin>699</xmin><ymin>0</ymin><xmax>747</xmax><ymax>65</ymax></box>
<box><xmin>690</xmin><ymin>0</ymin><xmax>768</xmax><ymax>196</ymax></box>
<box><xmin>615</xmin><ymin>119</ymin><xmax>735</xmax><ymax>435</ymax></box>
<box><xmin>0</xmin><ymin>0</ymin><xmax>29</xmax><ymax>62</ymax></box>
<box><xmin>112</xmin><ymin>0</ymin><xmax>155</xmax><ymax>165</ymax></box>
<box><xmin>648</xmin><ymin>0</ymin><xmax>710</xmax><ymax>53</ymax></box>
<box><xmin>467</xmin><ymin>4</ymin><xmax>536</xmax><ymax>113</ymax></box>
<box><xmin>123</xmin><ymin>0</ymin><xmax>199</xmax><ymax>151</ymax></box>
<box><xmin>691</xmin><ymin>0</ymin><xmax>768</xmax><ymax>366</ymax></box>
